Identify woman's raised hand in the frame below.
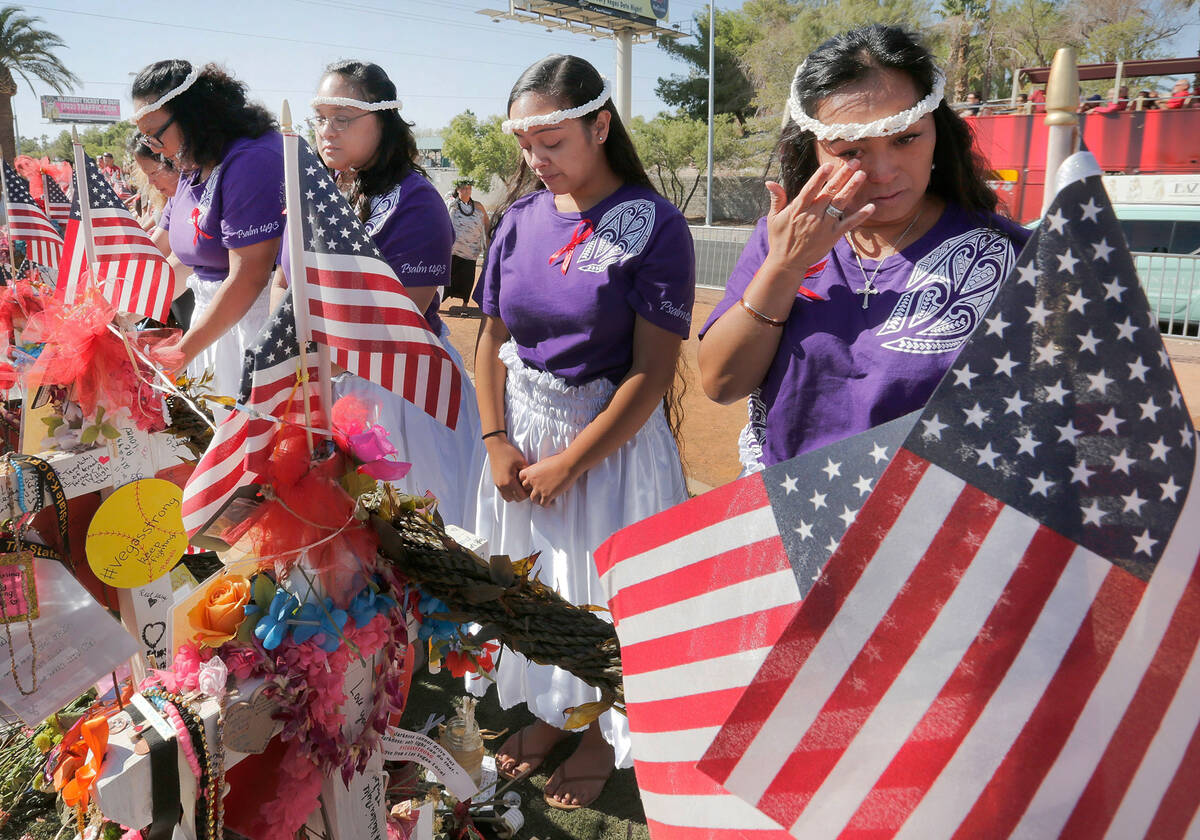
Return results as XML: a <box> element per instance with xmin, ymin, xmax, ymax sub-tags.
<box><xmin>762</xmin><ymin>160</ymin><xmax>874</xmax><ymax>284</ymax></box>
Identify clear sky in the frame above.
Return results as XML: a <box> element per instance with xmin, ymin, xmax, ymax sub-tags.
<box><xmin>12</xmin><ymin>0</ymin><xmax>715</xmax><ymax>143</ymax></box>
<box><xmin>10</xmin><ymin>1</ymin><xmax>1200</xmax><ymax>145</ymax></box>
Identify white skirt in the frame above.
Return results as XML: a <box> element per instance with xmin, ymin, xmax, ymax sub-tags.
<box><xmin>331</xmin><ymin>324</ymin><xmax>484</xmax><ymax>530</ymax></box>
<box><xmin>185</xmin><ymin>274</ymin><xmax>271</xmax><ymax>404</ymax></box>
<box><xmin>469</xmin><ymin>341</ymin><xmax>688</xmax><ymax>769</ymax></box>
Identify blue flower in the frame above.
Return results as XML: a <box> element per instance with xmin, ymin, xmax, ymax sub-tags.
<box><xmin>347</xmin><ymin>584</ymin><xmax>398</xmax><ymax>630</ymax></box>
<box><xmin>254</xmin><ymin>590</ymin><xmax>299</xmax><ymax>650</ymax></box>
<box><xmin>291</xmin><ymin>598</ymin><xmax>348</xmax><ymax>653</ymax></box>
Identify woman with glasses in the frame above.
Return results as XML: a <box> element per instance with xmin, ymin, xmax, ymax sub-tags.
<box><xmin>129</xmin><ymin>137</ymin><xmax>195</xmax><ymax>330</ymax></box>
<box><xmin>279</xmin><ymin>59</ymin><xmax>483</xmax><ymax>529</ymax></box>
<box><xmin>131</xmin><ymin>59</ymin><xmax>283</xmax><ymax>401</ymax></box>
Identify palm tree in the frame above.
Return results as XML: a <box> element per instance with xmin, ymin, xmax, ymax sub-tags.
<box><xmin>0</xmin><ymin>6</ymin><xmax>78</xmax><ymax>159</ymax></box>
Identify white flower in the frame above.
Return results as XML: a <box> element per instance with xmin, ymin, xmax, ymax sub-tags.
<box><xmin>197</xmin><ymin>656</ymin><xmax>229</xmax><ymax>698</ymax></box>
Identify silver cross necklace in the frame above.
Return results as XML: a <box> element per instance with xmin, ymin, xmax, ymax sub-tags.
<box><xmin>844</xmin><ymin>207</ymin><xmax>923</xmax><ymax>309</ymax></box>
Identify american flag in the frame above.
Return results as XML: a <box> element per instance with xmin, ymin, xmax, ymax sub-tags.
<box><xmin>594</xmin><ymin>412</ymin><xmax>917</xmax><ymax>838</ymax></box>
<box><xmin>2</xmin><ymin>160</ymin><xmax>63</xmax><ymax>269</ymax></box>
<box><xmin>181</xmin><ymin>296</ymin><xmax>321</xmax><ymax>536</ymax></box>
<box><xmin>55</xmin><ymin>152</ymin><xmax>175</xmax><ymax>323</ymax></box>
<box><xmin>286</xmin><ymin>136</ymin><xmax>461</xmax><ymax>429</ymax></box>
<box><xmin>693</xmin><ymin>153</ymin><xmax>1200</xmax><ymax>837</ymax></box>
<box><xmin>41</xmin><ymin>174</ymin><xmax>71</xmax><ymax>224</ymax></box>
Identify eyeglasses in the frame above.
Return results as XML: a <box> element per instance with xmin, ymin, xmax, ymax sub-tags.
<box><xmin>138</xmin><ymin>113</ymin><xmax>176</xmax><ymax>151</ymax></box>
<box><xmin>305</xmin><ymin>113</ymin><xmax>372</xmax><ymax>133</ymax></box>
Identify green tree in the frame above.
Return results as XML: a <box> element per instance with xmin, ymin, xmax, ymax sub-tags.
<box><xmin>442</xmin><ymin>110</ymin><xmax>519</xmax><ymax>192</ymax></box>
<box><xmin>0</xmin><ymin>6</ymin><xmax>79</xmax><ymax>159</ymax></box>
<box><xmin>656</xmin><ymin>6</ymin><xmax>758</xmax><ymax>127</ymax></box>
<box><xmin>1069</xmin><ymin>0</ymin><xmax>1189</xmax><ymax>64</ymax></box>
<box><xmin>629</xmin><ymin>113</ymin><xmax>740</xmax><ymax>213</ymax></box>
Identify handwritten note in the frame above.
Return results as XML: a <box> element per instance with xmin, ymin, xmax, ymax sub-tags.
<box><xmin>86</xmin><ymin>479</ymin><xmax>187</xmax><ymax>589</ymax></box>
<box><xmin>111</xmin><ymin>428</ymin><xmax>153</xmax><ymax>489</ymax></box>
<box><xmin>117</xmin><ymin>574</ymin><xmax>174</xmax><ymax>670</ymax></box>
<box><xmin>0</xmin><ymin>557</ymin><xmax>138</xmax><ymax>725</ymax></box>
<box><xmin>0</xmin><ymin>557</ymin><xmax>34</xmax><ymax>620</ymax></box>
<box><xmin>381</xmin><ymin>728</ymin><xmax>478</xmax><ymax>799</ymax></box>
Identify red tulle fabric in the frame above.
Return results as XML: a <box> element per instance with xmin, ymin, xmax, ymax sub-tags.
<box><xmin>224</xmin><ymin>415</ymin><xmax>379</xmax><ymax>606</ymax></box>
<box><xmin>21</xmin><ymin>287</ymin><xmax>178</xmax><ymax>431</ymax></box>
<box><xmin>14</xmin><ymin>155</ymin><xmax>72</xmax><ymax>200</ymax></box>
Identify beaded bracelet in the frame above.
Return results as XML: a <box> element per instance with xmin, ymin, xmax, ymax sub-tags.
<box><xmin>144</xmin><ymin>689</ymin><xmax>220</xmax><ymax>840</ymax></box>
<box><xmin>162</xmin><ymin>701</ymin><xmax>202</xmax><ymax>781</ymax></box>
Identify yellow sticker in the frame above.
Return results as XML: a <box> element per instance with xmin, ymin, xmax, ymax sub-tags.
<box><xmin>86</xmin><ymin>479</ymin><xmax>187</xmax><ymax>589</ymax></box>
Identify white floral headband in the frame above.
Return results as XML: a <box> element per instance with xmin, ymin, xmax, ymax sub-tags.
<box><xmin>309</xmin><ymin>95</ymin><xmax>403</xmax><ymax>111</ymax></box>
<box><xmin>786</xmin><ymin>62</ymin><xmax>946</xmax><ymax>142</ymax></box>
<box><xmin>501</xmin><ymin>77</ymin><xmax>613</xmax><ymax>134</ymax></box>
<box><xmin>131</xmin><ymin>66</ymin><xmax>202</xmax><ymax>121</ymax></box>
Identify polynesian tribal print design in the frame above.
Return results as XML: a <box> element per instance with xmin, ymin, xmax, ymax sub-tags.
<box><xmin>577</xmin><ymin>198</ymin><xmax>655</xmax><ymax>273</ymax></box>
<box><xmin>877</xmin><ymin>227</ymin><xmax>1018</xmax><ymax>355</ymax></box>
<box><xmin>365</xmin><ymin>184</ymin><xmax>402</xmax><ymax>236</ymax></box>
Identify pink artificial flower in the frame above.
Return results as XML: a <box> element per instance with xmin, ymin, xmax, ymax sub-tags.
<box><xmin>348</xmin><ymin>426</ymin><xmax>411</xmax><ymax>481</ymax></box>
<box><xmin>197</xmin><ymin>656</ymin><xmax>228</xmax><ymax>698</ymax></box>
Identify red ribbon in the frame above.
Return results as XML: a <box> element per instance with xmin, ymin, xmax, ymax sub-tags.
<box><xmin>190</xmin><ymin>207</ymin><xmax>214</xmax><ymax>247</ymax></box>
<box><xmin>548</xmin><ymin>220</ymin><xmax>594</xmax><ymax>275</ymax></box>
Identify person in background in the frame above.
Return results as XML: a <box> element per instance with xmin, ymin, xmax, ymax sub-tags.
<box><xmin>446</xmin><ymin>177</ymin><xmax>489</xmax><ymax>310</ymax></box>
<box><xmin>473</xmin><ymin>54</ymin><xmax>693</xmax><ymax>810</ymax></box>
<box><xmin>698</xmin><ymin>24</ymin><xmax>1030</xmax><ymax>474</ymax></box>
<box><xmin>128</xmin><ymin>137</ymin><xmax>193</xmax><ymax>329</ymax></box>
<box><xmin>1165</xmin><ymin>78</ymin><xmax>1191</xmax><ymax>109</ymax></box>
<box><xmin>965</xmin><ymin>91</ymin><xmax>982</xmax><ymax>115</ymax></box>
<box><xmin>1092</xmin><ymin>85</ymin><xmax>1129</xmax><ymax>114</ymax></box>
<box><xmin>131</xmin><ymin>59</ymin><xmax>283</xmax><ymax>400</ymax></box>
<box><xmin>287</xmin><ymin>59</ymin><xmax>484</xmax><ymax>530</ymax></box>
<box><xmin>1029</xmin><ymin>85</ymin><xmax>1046</xmax><ymax>113</ymax></box>
<box><xmin>1136</xmin><ymin>90</ymin><xmax>1159</xmax><ymax>110</ymax></box>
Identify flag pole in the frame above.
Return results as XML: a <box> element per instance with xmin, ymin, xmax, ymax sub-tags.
<box><xmin>0</xmin><ymin>159</ymin><xmax>17</xmax><ymax>278</ymax></box>
<box><xmin>280</xmin><ymin>100</ymin><xmax>320</xmax><ymax>454</ymax></box>
<box><xmin>1041</xmin><ymin>47</ymin><xmax>1080</xmax><ymax>216</ymax></box>
<box><xmin>70</xmin><ymin>127</ymin><xmax>99</xmax><ymax>289</ymax></box>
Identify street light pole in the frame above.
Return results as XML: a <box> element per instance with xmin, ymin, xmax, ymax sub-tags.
<box><xmin>704</xmin><ymin>1</ymin><xmax>715</xmax><ymax>226</ymax></box>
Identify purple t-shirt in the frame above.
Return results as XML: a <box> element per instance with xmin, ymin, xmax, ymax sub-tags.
<box><xmin>700</xmin><ymin>203</ymin><xmax>1030</xmax><ymax>466</ymax></box>
<box><xmin>364</xmin><ymin>170</ymin><xmax>453</xmax><ymax>334</ymax></box>
<box><xmin>161</xmin><ymin>133</ymin><xmax>284</xmax><ymax>282</ymax></box>
<box><xmin>474</xmin><ymin>185</ymin><xmax>694</xmax><ymax>386</ymax></box>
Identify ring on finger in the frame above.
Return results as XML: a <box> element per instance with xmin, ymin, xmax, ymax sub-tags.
<box><xmin>825</xmin><ymin>204</ymin><xmax>845</xmax><ymax>221</ymax></box>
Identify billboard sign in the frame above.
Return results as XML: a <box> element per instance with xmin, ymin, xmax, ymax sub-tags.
<box><xmin>556</xmin><ymin>0</ymin><xmax>667</xmax><ymax>24</ymax></box>
<box><xmin>40</xmin><ymin>96</ymin><xmax>122</xmax><ymax>124</ymax></box>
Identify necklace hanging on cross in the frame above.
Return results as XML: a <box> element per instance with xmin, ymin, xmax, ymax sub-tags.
<box><xmin>845</xmin><ymin>207</ymin><xmax>924</xmax><ymax>310</ymax></box>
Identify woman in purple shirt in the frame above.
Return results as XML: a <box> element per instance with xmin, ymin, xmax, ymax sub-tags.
<box><xmin>132</xmin><ymin>60</ymin><xmax>284</xmax><ymax>401</ymax></box>
<box><xmin>471</xmin><ymin>55</ymin><xmax>694</xmax><ymax>810</ymax></box>
<box><xmin>288</xmin><ymin>59</ymin><xmax>483</xmax><ymax>529</ymax></box>
<box><xmin>699</xmin><ymin>26</ymin><xmax>1029</xmax><ymax>470</ymax></box>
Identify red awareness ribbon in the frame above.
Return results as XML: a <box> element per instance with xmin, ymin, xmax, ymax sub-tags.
<box><xmin>189</xmin><ymin>207</ymin><xmax>214</xmax><ymax>247</ymax></box>
<box><xmin>548</xmin><ymin>219</ymin><xmax>594</xmax><ymax>275</ymax></box>
<box><xmin>797</xmin><ymin>259</ymin><xmax>828</xmax><ymax>301</ymax></box>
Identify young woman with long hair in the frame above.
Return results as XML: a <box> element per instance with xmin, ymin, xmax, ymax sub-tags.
<box><xmin>280</xmin><ymin>59</ymin><xmax>484</xmax><ymax>528</ymax></box>
<box><xmin>699</xmin><ymin>25</ymin><xmax>1030</xmax><ymax>470</ymax></box>
<box><xmin>471</xmin><ymin>54</ymin><xmax>695</xmax><ymax>810</ymax></box>
<box><xmin>131</xmin><ymin>60</ymin><xmax>283</xmax><ymax>401</ymax></box>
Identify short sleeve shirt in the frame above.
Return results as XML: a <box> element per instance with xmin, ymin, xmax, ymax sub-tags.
<box><xmin>474</xmin><ymin>185</ymin><xmax>695</xmax><ymax>386</ymax></box>
<box><xmin>700</xmin><ymin>203</ymin><xmax>1030</xmax><ymax>466</ymax></box>
<box><xmin>164</xmin><ymin>132</ymin><xmax>285</xmax><ymax>282</ymax></box>
<box><xmin>367</xmin><ymin>170</ymin><xmax>455</xmax><ymax>334</ymax></box>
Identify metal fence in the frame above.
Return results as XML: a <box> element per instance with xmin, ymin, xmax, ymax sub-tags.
<box><xmin>691</xmin><ymin>224</ymin><xmax>755</xmax><ymax>290</ymax></box>
<box><xmin>1134</xmin><ymin>252</ymin><xmax>1200</xmax><ymax>339</ymax></box>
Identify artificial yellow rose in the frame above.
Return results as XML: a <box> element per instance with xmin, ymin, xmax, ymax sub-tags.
<box><xmin>187</xmin><ymin>574</ymin><xmax>252</xmax><ymax>648</ymax></box>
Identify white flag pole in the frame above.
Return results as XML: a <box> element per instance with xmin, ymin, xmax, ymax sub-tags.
<box><xmin>1041</xmin><ymin>47</ymin><xmax>1080</xmax><ymax>216</ymax></box>
<box><xmin>280</xmin><ymin>100</ymin><xmax>323</xmax><ymax>454</ymax></box>
<box><xmin>70</xmin><ymin>128</ymin><xmax>99</xmax><ymax>287</ymax></box>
